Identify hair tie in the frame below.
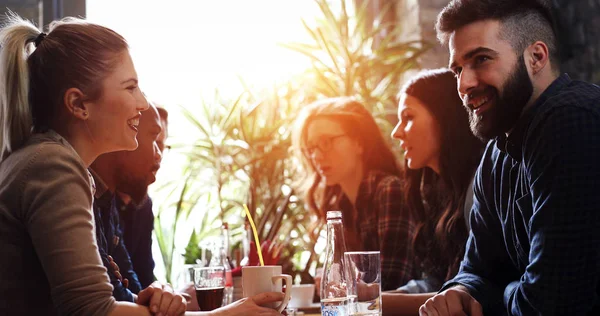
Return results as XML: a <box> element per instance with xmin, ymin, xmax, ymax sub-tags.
<box><xmin>34</xmin><ymin>32</ymin><xmax>47</xmax><ymax>47</ymax></box>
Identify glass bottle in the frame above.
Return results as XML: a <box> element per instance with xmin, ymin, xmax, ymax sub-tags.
<box><xmin>239</xmin><ymin>221</ymin><xmax>251</xmax><ymax>267</ymax></box>
<box><xmin>320</xmin><ymin>210</ymin><xmax>350</xmax><ymax>316</ymax></box>
<box><xmin>209</xmin><ymin>240</ymin><xmax>233</xmax><ymax>305</ymax></box>
<box><xmin>222</xmin><ymin>223</ymin><xmax>234</xmax><ymax>269</ymax></box>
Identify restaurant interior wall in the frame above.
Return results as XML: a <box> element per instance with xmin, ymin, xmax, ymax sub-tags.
<box><xmin>394</xmin><ymin>0</ymin><xmax>600</xmax><ymax>84</ymax></box>
<box><xmin>0</xmin><ymin>0</ymin><xmax>85</xmax><ymax>28</ymax></box>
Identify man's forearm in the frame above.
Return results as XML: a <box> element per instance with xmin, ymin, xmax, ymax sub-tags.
<box><xmin>441</xmin><ymin>273</ymin><xmax>505</xmax><ymax>314</ymax></box>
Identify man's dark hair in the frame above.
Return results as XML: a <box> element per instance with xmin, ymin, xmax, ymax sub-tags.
<box><xmin>436</xmin><ymin>0</ymin><xmax>559</xmax><ymax>66</ymax></box>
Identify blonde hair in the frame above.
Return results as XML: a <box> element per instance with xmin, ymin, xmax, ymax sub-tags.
<box><xmin>0</xmin><ymin>14</ymin><xmax>128</xmax><ymax>161</ymax></box>
<box><xmin>0</xmin><ymin>14</ymin><xmax>38</xmax><ymax>161</ymax></box>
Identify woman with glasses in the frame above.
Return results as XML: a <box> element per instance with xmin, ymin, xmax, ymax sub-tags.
<box><xmin>382</xmin><ymin>69</ymin><xmax>485</xmax><ymax>315</ymax></box>
<box><xmin>292</xmin><ymin>97</ymin><xmax>418</xmax><ymax>291</ymax></box>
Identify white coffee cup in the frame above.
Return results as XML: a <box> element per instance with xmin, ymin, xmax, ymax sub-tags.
<box><xmin>242</xmin><ymin>266</ymin><xmax>292</xmax><ymax>312</ymax></box>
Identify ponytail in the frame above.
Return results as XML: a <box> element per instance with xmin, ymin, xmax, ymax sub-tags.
<box><xmin>0</xmin><ymin>15</ymin><xmax>39</xmax><ymax>161</ymax></box>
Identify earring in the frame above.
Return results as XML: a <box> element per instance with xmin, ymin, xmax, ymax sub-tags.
<box><xmin>83</xmin><ymin>111</ymin><xmax>88</xmax><ymax>116</ymax></box>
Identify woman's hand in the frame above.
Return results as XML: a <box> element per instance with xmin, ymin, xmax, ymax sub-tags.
<box><xmin>210</xmin><ymin>292</ymin><xmax>284</xmax><ymax>316</ymax></box>
<box><xmin>137</xmin><ymin>281</ymin><xmax>187</xmax><ymax>316</ymax></box>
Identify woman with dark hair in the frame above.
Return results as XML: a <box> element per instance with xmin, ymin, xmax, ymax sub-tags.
<box><xmin>292</xmin><ymin>97</ymin><xmax>418</xmax><ymax>291</ymax></box>
<box><xmin>382</xmin><ymin>68</ymin><xmax>485</xmax><ymax>315</ymax></box>
<box><xmin>0</xmin><ymin>15</ymin><xmax>283</xmax><ymax>316</ymax></box>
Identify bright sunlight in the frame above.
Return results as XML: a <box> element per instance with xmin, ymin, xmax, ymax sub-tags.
<box><xmin>86</xmin><ymin>0</ymin><xmax>323</xmax><ymax>283</ymax></box>
<box><xmin>86</xmin><ymin>0</ymin><xmax>318</xmax><ymax>107</ymax></box>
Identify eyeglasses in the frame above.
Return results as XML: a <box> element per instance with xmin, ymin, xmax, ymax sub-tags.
<box><xmin>303</xmin><ymin>134</ymin><xmax>347</xmax><ymax>156</ymax></box>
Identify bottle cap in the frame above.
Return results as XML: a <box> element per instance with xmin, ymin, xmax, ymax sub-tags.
<box><xmin>326</xmin><ymin>210</ymin><xmax>342</xmax><ymax>220</ymax></box>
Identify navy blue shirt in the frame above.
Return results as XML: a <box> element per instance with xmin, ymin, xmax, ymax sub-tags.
<box><xmin>443</xmin><ymin>74</ymin><xmax>600</xmax><ymax>315</ymax></box>
<box><xmin>92</xmin><ymin>173</ymin><xmax>143</xmax><ymax>302</ymax></box>
<box><xmin>117</xmin><ymin>195</ymin><xmax>156</xmax><ymax>288</ymax></box>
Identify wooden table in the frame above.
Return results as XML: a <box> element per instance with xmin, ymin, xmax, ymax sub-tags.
<box><xmin>296</xmin><ymin>303</ymin><xmax>321</xmax><ymax>316</ymax></box>
<box><xmin>296</xmin><ymin>303</ymin><xmax>320</xmax><ymax>315</ymax></box>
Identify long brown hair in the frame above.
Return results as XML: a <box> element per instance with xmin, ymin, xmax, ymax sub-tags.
<box><xmin>292</xmin><ymin>97</ymin><xmax>401</xmax><ymax>222</ymax></box>
<box><xmin>401</xmin><ymin>69</ymin><xmax>484</xmax><ymax>282</ymax></box>
<box><xmin>0</xmin><ymin>15</ymin><xmax>128</xmax><ymax>160</ymax></box>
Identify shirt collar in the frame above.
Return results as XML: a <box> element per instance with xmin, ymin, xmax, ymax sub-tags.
<box><xmin>355</xmin><ymin>170</ymin><xmax>385</xmax><ymax>206</ymax></box>
<box><xmin>338</xmin><ymin>170</ymin><xmax>379</xmax><ymax>206</ymax></box>
<box><xmin>117</xmin><ymin>193</ymin><xmax>150</xmax><ymax>212</ymax></box>
<box><xmin>496</xmin><ymin>73</ymin><xmax>572</xmax><ymax>159</ymax></box>
<box><xmin>89</xmin><ymin>168</ymin><xmax>110</xmax><ymax>199</ymax></box>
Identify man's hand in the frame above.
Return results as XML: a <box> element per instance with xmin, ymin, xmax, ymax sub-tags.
<box><xmin>419</xmin><ymin>286</ymin><xmax>482</xmax><ymax>316</ymax></box>
<box><xmin>137</xmin><ymin>281</ymin><xmax>187</xmax><ymax>316</ymax></box>
<box><xmin>177</xmin><ymin>282</ymin><xmax>199</xmax><ymax>311</ymax></box>
<box><xmin>356</xmin><ymin>280</ymin><xmax>379</xmax><ymax>302</ymax></box>
<box><xmin>108</xmin><ymin>255</ymin><xmax>129</xmax><ymax>289</ymax></box>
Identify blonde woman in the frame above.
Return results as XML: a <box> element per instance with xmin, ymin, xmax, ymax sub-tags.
<box><xmin>0</xmin><ymin>15</ymin><xmax>282</xmax><ymax>316</ymax></box>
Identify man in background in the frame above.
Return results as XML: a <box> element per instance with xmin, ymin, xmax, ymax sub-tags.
<box><xmin>91</xmin><ymin>103</ymin><xmax>163</xmax><ymax>300</ymax></box>
<box><xmin>114</xmin><ymin>105</ymin><xmax>168</xmax><ymax>288</ymax></box>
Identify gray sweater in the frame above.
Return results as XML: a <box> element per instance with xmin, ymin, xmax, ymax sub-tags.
<box><xmin>0</xmin><ymin>130</ymin><xmax>116</xmax><ymax>315</ymax></box>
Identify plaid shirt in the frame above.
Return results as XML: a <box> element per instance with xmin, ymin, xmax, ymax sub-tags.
<box><xmin>338</xmin><ymin>170</ymin><xmax>418</xmax><ymax>291</ymax></box>
<box><xmin>117</xmin><ymin>195</ymin><xmax>156</xmax><ymax>288</ymax></box>
<box><xmin>90</xmin><ymin>170</ymin><xmax>143</xmax><ymax>301</ymax></box>
<box><xmin>443</xmin><ymin>74</ymin><xmax>600</xmax><ymax>315</ymax></box>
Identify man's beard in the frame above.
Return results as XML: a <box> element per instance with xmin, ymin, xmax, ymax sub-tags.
<box><xmin>116</xmin><ymin>176</ymin><xmax>149</xmax><ymax>204</ymax></box>
<box><xmin>468</xmin><ymin>56</ymin><xmax>533</xmax><ymax>141</ymax></box>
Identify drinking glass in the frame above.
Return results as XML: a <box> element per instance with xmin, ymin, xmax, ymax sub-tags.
<box><xmin>344</xmin><ymin>251</ymin><xmax>382</xmax><ymax>315</ymax></box>
<box><xmin>194</xmin><ymin>266</ymin><xmax>225</xmax><ymax>311</ymax></box>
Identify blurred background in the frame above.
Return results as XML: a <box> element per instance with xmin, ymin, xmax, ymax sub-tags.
<box><xmin>3</xmin><ymin>0</ymin><xmax>599</xmax><ymax>286</ymax></box>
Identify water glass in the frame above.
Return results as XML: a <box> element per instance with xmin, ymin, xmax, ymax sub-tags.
<box><xmin>344</xmin><ymin>251</ymin><xmax>382</xmax><ymax>315</ymax></box>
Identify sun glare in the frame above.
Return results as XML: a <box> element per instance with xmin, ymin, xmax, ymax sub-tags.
<box><xmin>86</xmin><ymin>0</ymin><xmax>321</xmax><ymax>283</ymax></box>
<box><xmin>86</xmin><ymin>0</ymin><xmax>317</xmax><ymax>106</ymax></box>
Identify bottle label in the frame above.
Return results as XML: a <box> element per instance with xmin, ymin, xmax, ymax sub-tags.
<box><xmin>321</xmin><ymin>298</ymin><xmax>347</xmax><ymax>316</ymax></box>
<box><xmin>321</xmin><ymin>305</ymin><xmax>346</xmax><ymax>316</ymax></box>
<box><xmin>225</xmin><ymin>271</ymin><xmax>233</xmax><ymax>287</ymax></box>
